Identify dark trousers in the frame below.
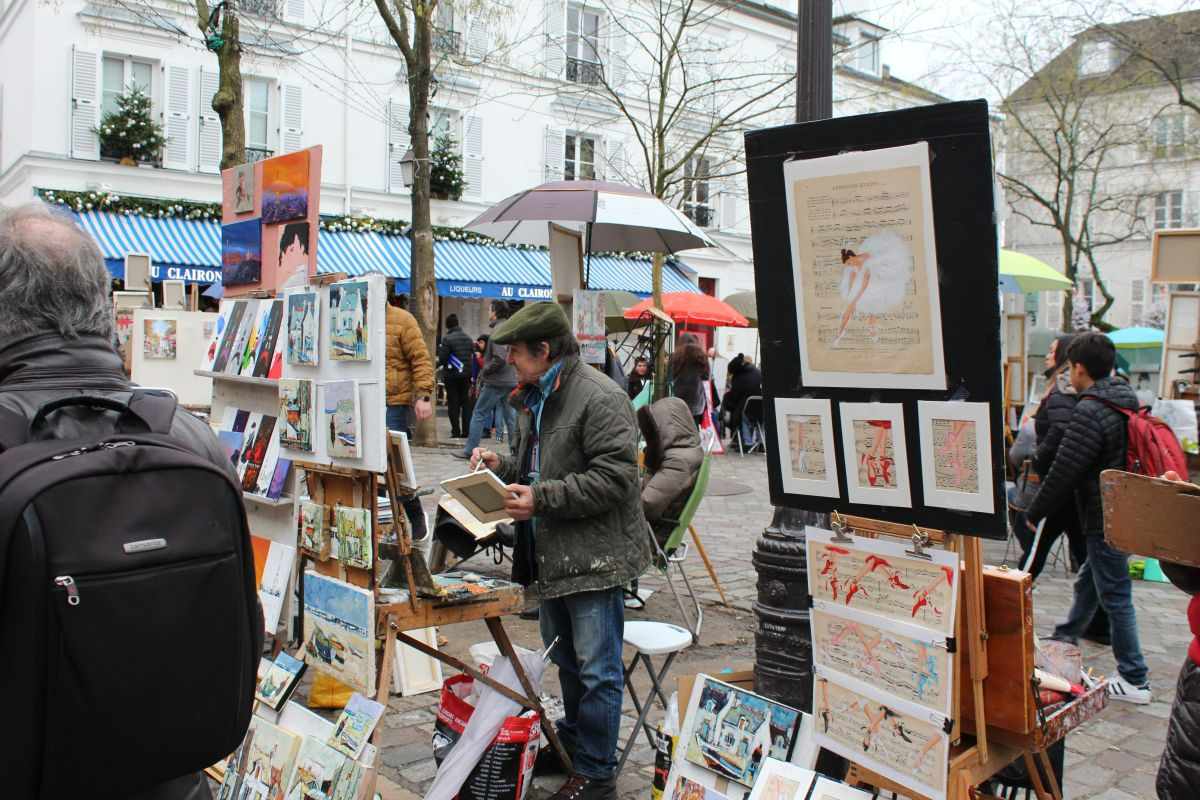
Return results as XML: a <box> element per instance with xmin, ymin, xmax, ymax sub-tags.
<box><xmin>444</xmin><ymin>372</ymin><xmax>470</xmax><ymax>437</ymax></box>
<box><xmin>385</xmin><ymin>404</ymin><xmax>428</xmax><ymax>539</ymax></box>
<box><xmin>1016</xmin><ymin>505</ymin><xmax>1108</xmax><ymax>635</ymax></box>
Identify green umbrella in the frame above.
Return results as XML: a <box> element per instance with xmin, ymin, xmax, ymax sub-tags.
<box><xmin>722</xmin><ymin>291</ymin><xmax>758</xmax><ymax>328</ymax></box>
<box><xmin>999</xmin><ymin>249</ymin><xmax>1073</xmax><ymax>293</ymax></box>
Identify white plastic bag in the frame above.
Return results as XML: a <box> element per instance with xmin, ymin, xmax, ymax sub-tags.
<box><xmin>1152</xmin><ymin>399</ymin><xmax>1199</xmax><ymax>454</ymax></box>
<box><xmin>426</xmin><ymin>651</ymin><xmax>548</xmax><ymax>800</ymax></box>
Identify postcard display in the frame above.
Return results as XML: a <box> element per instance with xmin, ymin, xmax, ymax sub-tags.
<box><xmin>745</xmin><ymin>102</ymin><xmax>1046</xmax><ymax>800</ymax></box>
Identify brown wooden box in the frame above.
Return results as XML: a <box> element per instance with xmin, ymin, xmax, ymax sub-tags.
<box><xmin>1102</xmin><ymin>469</ymin><xmax>1200</xmax><ymax>568</ymax></box>
<box><xmin>961</xmin><ymin>565</ymin><xmax>1036</xmax><ymax>736</ymax></box>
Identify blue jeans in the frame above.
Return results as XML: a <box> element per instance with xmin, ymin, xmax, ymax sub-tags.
<box><xmin>540</xmin><ymin>587</ymin><xmax>625</xmax><ymax>780</ymax></box>
<box><xmin>463</xmin><ymin>384</ymin><xmax>515</xmax><ymax>454</ymax></box>
<box><xmin>385</xmin><ymin>405</ymin><xmax>427</xmax><ymax>539</ymax></box>
<box><xmin>1053</xmin><ymin>536</ymin><xmax>1148</xmax><ymax>685</ymax></box>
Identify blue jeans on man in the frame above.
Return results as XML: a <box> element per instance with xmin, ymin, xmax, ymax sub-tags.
<box><xmin>539</xmin><ymin>587</ymin><xmax>625</xmax><ymax>780</ymax></box>
<box><xmin>385</xmin><ymin>404</ymin><xmax>427</xmax><ymax>539</ymax></box>
<box><xmin>1053</xmin><ymin>535</ymin><xmax>1149</xmax><ymax>686</ymax></box>
<box><xmin>462</xmin><ymin>383</ymin><xmax>516</xmax><ymax>455</ymax></box>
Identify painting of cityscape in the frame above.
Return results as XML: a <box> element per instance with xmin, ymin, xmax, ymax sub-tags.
<box><xmin>143</xmin><ymin>319</ymin><xmax>177</xmax><ymax>359</ymax></box>
<box><xmin>301</xmin><ymin>571</ymin><xmax>375</xmax><ymax>695</ymax></box>
<box><xmin>324</xmin><ymin>379</ymin><xmax>361</xmax><ymax>459</ymax></box>
<box><xmin>261</xmin><ymin>150</ymin><xmax>309</xmax><ymax>225</ymax></box>
<box><xmin>287</xmin><ymin>291</ymin><xmax>320</xmax><ymax>366</ymax></box>
<box><xmin>335</xmin><ymin>505</ymin><xmax>372</xmax><ymax>570</ymax></box>
<box><xmin>329</xmin><ymin>281</ymin><xmax>369</xmax><ymax>361</ymax></box>
<box><xmin>682</xmin><ymin>676</ymin><xmax>801</xmax><ymax>787</ymax></box>
<box><xmin>222</xmin><ymin>218</ymin><xmax>262</xmax><ymax>286</ymax></box>
<box><xmin>279</xmin><ymin>378</ymin><xmax>314</xmax><ymax>452</ymax></box>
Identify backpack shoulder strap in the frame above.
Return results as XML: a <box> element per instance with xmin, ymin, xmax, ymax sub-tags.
<box><xmin>0</xmin><ymin>406</ymin><xmax>31</xmax><ymax>452</ymax></box>
<box><xmin>126</xmin><ymin>391</ymin><xmax>178</xmax><ymax>435</ymax></box>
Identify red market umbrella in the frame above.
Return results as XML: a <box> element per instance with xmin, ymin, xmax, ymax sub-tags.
<box><xmin>623</xmin><ymin>292</ymin><xmax>749</xmax><ymax>328</ymax></box>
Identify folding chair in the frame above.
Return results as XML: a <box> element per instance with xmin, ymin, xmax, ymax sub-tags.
<box><xmin>736</xmin><ymin>395</ymin><xmax>767</xmax><ymax>455</ymax></box>
<box><xmin>649</xmin><ymin>454</ymin><xmax>715</xmax><ymax>642</ymax></box>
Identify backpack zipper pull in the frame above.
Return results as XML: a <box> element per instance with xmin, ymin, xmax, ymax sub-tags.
<box><xmin>54</xmin><ymin>575</ymin><xmax>80</xmax><ymax>606</ymax></box>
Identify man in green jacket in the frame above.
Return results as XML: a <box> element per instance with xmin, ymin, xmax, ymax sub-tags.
<box><xmin>471</xmin><ymin>302</ymin><xmax>650</xmax><ymax>800</ymax></box>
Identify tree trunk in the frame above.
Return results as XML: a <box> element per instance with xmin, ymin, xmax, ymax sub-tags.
<box><xmin>651</xmin><ymin>252</ymin><xmax>669</xmax><ymax>401</ymax></box>
<box><xmin>213</xmin><ymin>12</ymin><xmax>244</xmax><ymax>170</ymax></box>
<box><xmin>408</xmin><ymin>18</ymin><xmax>439</xmax><ymax>446</ymax></box>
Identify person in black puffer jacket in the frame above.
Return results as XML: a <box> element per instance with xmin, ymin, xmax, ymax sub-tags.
<box><xmin>437</xmin><ymin>314</ymin><xmax>475</xmax><ymax>438</ymax></box>
<box><xmin>1158</xmin><ymin>550</ymin><xmax>1200</xmax><ymax>798</ymax></box>
<box><xmin>1026</xmin><ymin>333</ymin><xmax>1151</xmax><ymax>704</ymax></box>
<box><xmin>722</xmin><ymin>354</ymin><xmax>763</xmax><ymax>445</ymax></box>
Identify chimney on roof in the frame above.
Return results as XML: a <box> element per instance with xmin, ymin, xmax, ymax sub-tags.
<box><xmin>881</xmin><ymin>64</ymin><xmax>891</xmax><ymax>80</ymax></box>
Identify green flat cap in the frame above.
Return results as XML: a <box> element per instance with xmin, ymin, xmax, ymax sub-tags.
<box><xmin>492</xmin><ymin>302</ymin><xmax>571</xmax><ymax>345</ymax></box>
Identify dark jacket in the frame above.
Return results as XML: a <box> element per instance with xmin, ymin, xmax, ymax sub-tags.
<box><xmin>638</xmin><ymin>398</ymin><xmax>703</xmax><ymax>548</ymax></box>
<box><xmin>0</xmin><ymin>333</ymin><xmax>248</xmax><ymax>800</ymax></box>
<box><xmin>671</xmin><ymin>361</ymin><xmax>709</xmax><ymax>417</ymax></box>
<box><xmin>496</xmin><ymin>356</ymin><xmax>651</xmax><ymax>599</ymax></box>
<box><xmin>723</xmin><ymin>358</ymin><xmax>763</xmax><ymax>429</ymax></box>
<box><xmin>480</xmin><ymin>320</ymin><xmax>517</xmax><ymax>388</ymax></box>
<box><xmin>1158</xmin><ymin>563</ymin><xmax>1200</xmax><ymax>798</ymax></box>
<box><xmin>1025</xmin><ymin>376</ymin><xmax>1137</xmax><ymax>536</ymax></box>
<box><xmin>437</xmin><ymin>325</ymin><xmax>475</xmax><ymax>378</ymax></box>
<box><xmin>1032</xmin><ymin>370</ymin><xmax>1078</xmax><ymax>479</ymax></box>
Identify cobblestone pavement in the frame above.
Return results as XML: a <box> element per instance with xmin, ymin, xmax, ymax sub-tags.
<box><xmin>358</xmin><ymin>421</ymin><xmax>1187</xmax><ymax>800</ymax></box>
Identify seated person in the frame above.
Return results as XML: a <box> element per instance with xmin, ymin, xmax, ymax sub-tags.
<box><xmin>722</xmin><ymin>354</ymin><xmax>763</xmax><ymax>445</ymax></box>
<box><xmin>638</xmin><ymin>397</ymin><xmax>704</xmax><ymax>549</ymax></box>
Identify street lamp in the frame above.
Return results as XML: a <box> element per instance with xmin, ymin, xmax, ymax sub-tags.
<box><xmin>398</xmin><ymin>148</ymin><xmax>417</xmax><ymax>188</ymax></box>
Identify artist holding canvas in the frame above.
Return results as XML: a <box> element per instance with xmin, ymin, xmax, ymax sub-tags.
<box><xmin>470</xmin><ymin>302</ymin><xmax>651</xmax><ymax>800</ymax></box>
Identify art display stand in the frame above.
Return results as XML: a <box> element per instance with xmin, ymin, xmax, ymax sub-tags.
<box><xmin>836</xmin><ymin>515</ymin><xmax>1103</xmax><ymax>800</ymax></box>
<box><xmin>200</xmin><ymin>358</ymin><xmax>300</xmax><ymax>650</ymax></box>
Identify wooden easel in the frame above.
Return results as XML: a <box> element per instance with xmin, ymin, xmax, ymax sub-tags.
<box><xmin>838</xmin><ymin>516</ymin><xmax>1068</xmax><ymax>800</ymax></box>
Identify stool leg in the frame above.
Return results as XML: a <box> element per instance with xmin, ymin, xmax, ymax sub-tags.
<box><xmin>617</xmin><ymin>651</ymin><xmax>680</xmax><ymax>777</ymax></box>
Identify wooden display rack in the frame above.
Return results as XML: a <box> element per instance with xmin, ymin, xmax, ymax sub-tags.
<box><xmin>837</xmin><ymin>515</ymin><xmax>1101</xmax><ymax>800</ymax></box>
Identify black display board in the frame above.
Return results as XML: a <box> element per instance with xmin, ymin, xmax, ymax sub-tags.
<box><xmin>745</xmin><ymin>100</ymin><xmax>1006</xmax><ymax>539</ymax></box>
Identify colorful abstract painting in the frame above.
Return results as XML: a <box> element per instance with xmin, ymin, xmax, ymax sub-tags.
<box><xmin>261</xmin><ymin>150</ymin><xmax>310</xmax><ymax>225</ymax></box>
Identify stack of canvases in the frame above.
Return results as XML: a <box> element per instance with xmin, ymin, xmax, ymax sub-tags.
<box><xmin>213</xmin><ymin>407</ymin><xmax>292</xmax><ymax>501</ymax></box>
<box><xmin>663</xmin><ymin>675</ymin><xmax>873</xmax><ymax>800</ymax></box>
<box><xmin>214</xmin><ymin>649</ymin><xmax>385</xmax><ymax>800</ymax></box>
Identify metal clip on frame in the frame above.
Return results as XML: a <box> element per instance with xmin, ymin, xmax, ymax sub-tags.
<box><xmin>830</xmin><ymin>511</ymin><xmax>855</xmax><ymax>544</ymax></box>
<box><xmin>906</xmin><ymin>524</ymin><xmax>934</xmax><ymax>561</ymax></box>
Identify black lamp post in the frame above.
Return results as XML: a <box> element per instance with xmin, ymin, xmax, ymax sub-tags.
<box><xmin>751</xmin><ymin>0</ymin><xmax>833</xmax><ymax>716</ymax></box>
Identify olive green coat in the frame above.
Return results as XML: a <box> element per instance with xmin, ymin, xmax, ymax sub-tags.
<box><xmin>496</xmin><ymin>356</ymin><xmax>651</xmax><ymax>600</ymax></box>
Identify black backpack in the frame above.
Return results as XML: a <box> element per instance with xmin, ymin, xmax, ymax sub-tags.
<box><xmin>0</xmin><ymin>392</ymin><xmax>260</xmax><ymax>799</ymax></box>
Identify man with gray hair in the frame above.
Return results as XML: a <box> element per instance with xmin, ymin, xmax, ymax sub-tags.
<box><xmin>0</xmin><ymin>202</ymin><xmax>254</xmax><ymax>800</ymax></box>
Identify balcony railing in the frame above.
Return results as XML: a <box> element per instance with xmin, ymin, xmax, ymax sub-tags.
<box><xmin>241</xmin><ymin>0</ymin><xmax>279</xmax><ymax>18</ymax></box>
<box><xmin>566</xmin><ymin>57</ymin><xmax>604</xmax><ymax>85</ymax></box>
<box><xmin>245</xmin><ymin>147</ymin><xmax>274</xmax><ymax>164</ymax></box>
<box><xmin>434</xmin><ymin>27</ymin><xmax>462</xmax><ymax>53</ymax></box>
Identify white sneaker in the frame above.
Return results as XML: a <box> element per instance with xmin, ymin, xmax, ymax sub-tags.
<box><xmin>1106</xmin><ymin>675</ymin><xmax>1151</xmax><ymax>705</ymax></box>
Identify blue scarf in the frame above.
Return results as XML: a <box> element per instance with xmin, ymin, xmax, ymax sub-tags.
<box><xmin>522</xmin><ymin>359</ymin><xmax>565</xmax><ymax>470</ymax></box>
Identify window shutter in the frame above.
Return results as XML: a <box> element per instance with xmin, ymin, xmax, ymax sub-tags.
<box><xmin>70</xmin><ymin>46</ymin><xmax>100</xmax><ymax>161</ymax></box>
<box><xmin>387</xmin><ymin>97</ymin><xmax>411</xmax><ymax>193</ymax></box>
<box><xmin>465</xmin><ymin>13</ymin><xmax>488</xmax><ymax>60</ymax></box>
<box><xmin>1186</xmin><ymin>190</ymin><xmax>1200</xmax><ymax>228</ymax></box>
<box><xmin>462</xmin><ymin>113</ymin><xmax>483</xmax><ymax>200</ymax></box>
<box><xmin>543</xmin><ymin>0</ymin><xmax>565</xmax><ymax>79</ymax></box>
<box><xmin>280</xmin><ymin>84</ymin><xmax>303</xmax><ymax>153</ymax></box>
<box><xmin>1045</xmin><ymin>291</ymin><xmax>1062</xmax><ymax>331</ymax></box>
<box><xmin>606</xmin><ymin>16</ymin><xmax>627</xmax><ymax>91</ymax></box>
<box><xmin>543</xmin><ymin>126</ymin><xmax>565</xmax><ymax>181</ymax></box>
<box><xmin>161</xmin><ymin>64</ymin><xmax>193</xmax><ymax>170</ymax></box>
<box><xmin>604</xmin><ymin>137</ymin><xmax>627</xmax><ymax>184</ymax></box>
<box><xmin>197</xmin><ymin>69</ymin><xmax>221</xmax><ymax>173</ymax></box>
<box><xmin>720</xmin><ymin>178</ymin><xmax>740</xmax><ymax>230</ymax></box>
<box><xmin>1130</xmin><ymin>279</ymin><xmax>1145</xmax><ymax>325</ymax></box>
<box><xmin>283</xmin><ymin>0</ymin><xmax>305</xmax><ymax>24</ymax></box>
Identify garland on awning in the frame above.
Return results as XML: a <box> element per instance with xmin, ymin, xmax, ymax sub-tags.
<box><xmin>36</xmin><ymin>187</ymin><xmax>661</xmax><ymax>261</ymax></box>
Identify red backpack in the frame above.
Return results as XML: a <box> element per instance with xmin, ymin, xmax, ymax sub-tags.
<box><xmin>1105</xmin><ymin>402</ymin><xmax>1190</xmax><ymax>480</ymax></box>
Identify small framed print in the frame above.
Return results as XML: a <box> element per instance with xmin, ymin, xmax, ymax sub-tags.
<box><xmin>774</xmin><ymin>398</ymin><xmax>840</xmax><ymax>498</ymax></box>
<box><xmin>917</xmin><ymin>401</ymin><xmax>994</xmax><ymax>514</ymax></box>
<box><xmin>838</xmin><ymin>403</ymin><xmax>910</xmax><ymax>508</ymax></box>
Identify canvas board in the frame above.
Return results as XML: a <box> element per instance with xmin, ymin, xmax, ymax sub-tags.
<box><xmin>390</xmin><ymin>431</ymin><xmax>418</xmax><ymax>490</ymax></box>
<box><xmin>573</xmin><ymin>289</ymin><xmax>607</xmax><ymax>365</ymax></box>
<box><xmin>302</xmin><ymin>572</ymin><xmax>376</xmax><ymax>696</ymax></box>
<box><xmin>278</xmin><ymin>701</ymin><xmax>337</xmax><ymax>741</ymax></box>
<box><xmin>335</xmin><ymin>505</ymin><xmax>372</xmax><ymax>569</ymax></box>
<box><xmin>328</xmin><ymin>693</ymin><xmax>386</xmax><ymax>760</ymax></box>
<box><xmin>438</xmin><ymin>494</ymin><xmax>511</xmax><ymax>540</ymax></box>
<box><xmin>280</xmin><ymin>276</ymin><xmax>388</xmax><ymax>473</ymax></box>
<box><xmin>811</xmin><ymin>603</ymin><xmax>952</xmax><ymax>718</ymax></box>
<box><xmin>677</xmin><ymin>673</ymin><xmax>801</xmax><ymax>788</ymax></box>
<box><xmin>814</xmin><ymin>671</ymin><xmax>948</xmax><ymax>800</ymax></box>
<box><xmin>232</xmin><ymin>163</ymin><xmax>256</xmax><ymax>214</ymax></box>
<box><xmin>668</xmin><ymin>774</ymin><xmax>732</xmax><ymax>800</ymax></box>
<box><xmin>329</xmin><ymin>280</ymin><xmax>371</xmax><ymax>361</ymax></box>
<box><xmin>838</xmin><ymin>403</ymin><xmax>911</xmax><ymax>508</ymax></box>
<box><xmin>162</xmin><ymin>279</ymin><xmax>187</xmax><ymax>309</ymax></box>
<box><xmin>1151</xmin><ymin>229</ymin><xmax>1200</xmax><ymax>283</ymax></box>
<box><xmin>286</xmin><ymin>291</ymin><xmax>321</xmax><ymax>366</ymax></box>
<box><xmin>279</xmin><ymin>379</ymin><xmax>315</xmax><ymax>452</ymax></box>
<box><xmin>743</xmin><ymin>758</ymin><xmax>815</xmax><ymax>800</ymax></box>
<box><xmin>441</xmin><ymin>469</ymin><xmax>513</xmax><ymax>523</ymax></box>
<box><xmin>114</xmin><ymin>290</ymin><xmax>152</xmax><ymax>310</ymax></box>
<box><xmin>256</xmin><ymin>651</ymin><xmax>307</xmax><ymax>711</ymax></box>
<box><xmin>325</xmin><ymin>380</ymin><xmax>363</xmax><ymax>459</ymax></box>
<box><xmin>917</xmin><ymin>401</ymin><xmax>995</xmax><ymax>513</ymax></box>
<box><xmin>1166</xmin><ymin>293</ymin><xmax>1199</xmax><ymax>347</ymax></box>
<box><xmin>132</xmin><ymin>309</ymin><xmax>214</xmax><ymax>405</ymax></box>
<box><xmin>392</xmin><ymin>625</ymin><xmax>445</xmax><ymax>696</ymax></box>
<box><xmin>260</xmin><ymin>540</ymin><xmax>296</xmax><ymax>635</ymax></box>
<box><xmin>782</xmin><ymin>142</ymin><xmax>946</xmax><ymax>389</ymax></box>
<box><xmin>774</xmin><ymin>398</ymin><xmax>839</xmax><ymax>498</ymax></box>
<box><xmin>806</xmin><ymin>526</ymin><xmax>959</xmax><ymax>638</ymax></box>
<box><xmin>298</xmin><ymin>501</ymin><xmax>331</xmax><ymax>560</ymax></box>
<box><xmin>243</xmin><ymin>716</ymin><xmax>301</xmax><ymax>798</ymax></box>
<box><xmin>809</xmin><ymin>776</ymin><xmax>875</xmax><ymax>800</ymax></box>
<box><xmin>124</xmin><ymin>252</ymin><xmax>152</xmax><ymax>291</ymax></box>
<box><xmin>284</xmin><ymin>736</ymin><xmax>349</xmax><ymax>800</ymax></box>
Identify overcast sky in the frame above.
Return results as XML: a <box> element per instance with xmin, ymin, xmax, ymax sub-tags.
<box><xmin>835</xmin><ymin>0</ymin><xmax>1192</xmax><ymax>102</ymax></box>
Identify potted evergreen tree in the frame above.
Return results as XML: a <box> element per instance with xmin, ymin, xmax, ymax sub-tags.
<box><xmin>96</xmin><ymin>87</ymin><xmax>167</xmax><ymax>166</ymax></box>
<box><xmin>429</xmin><ymin>133</ymin><xmax>466</xmax><ymax>201</ymax></box>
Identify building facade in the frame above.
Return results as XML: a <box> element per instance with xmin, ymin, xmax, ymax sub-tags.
<box><xmin>1003</xmin><ymin>11</ymin><xmax>1200</xmax><ymax>332</ymax></box>
<box><xmin>0</xmin><ymin>0</ymin><xmax>944</xmax><ymax>352</ymax></box>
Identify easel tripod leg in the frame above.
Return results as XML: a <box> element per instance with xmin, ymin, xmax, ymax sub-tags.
<box><xmin>688</xmin><ymin>525</ymin><xmax>730</xmax><ymax>607</ymax></box>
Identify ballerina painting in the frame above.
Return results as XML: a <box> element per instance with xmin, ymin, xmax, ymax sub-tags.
<box><xmin>834</xmin><ymin>231</ymin><xmax>913</xmax><ymax>346</ymax></box>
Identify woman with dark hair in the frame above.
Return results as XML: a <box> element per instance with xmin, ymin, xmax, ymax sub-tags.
<box><xmin>1018</xmin><ymin>333</ymin><xmax>1107</xmax><ymax>641</ymax></box>
<box><xmin>627</xmin><ymin>357</ymin><xmax>652</xmax><ymax>400</ymax></box>
<box><xmin>670</xmin><ymin>333</ymin><xmax>709</xmax><ymax>425</ymax></box>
